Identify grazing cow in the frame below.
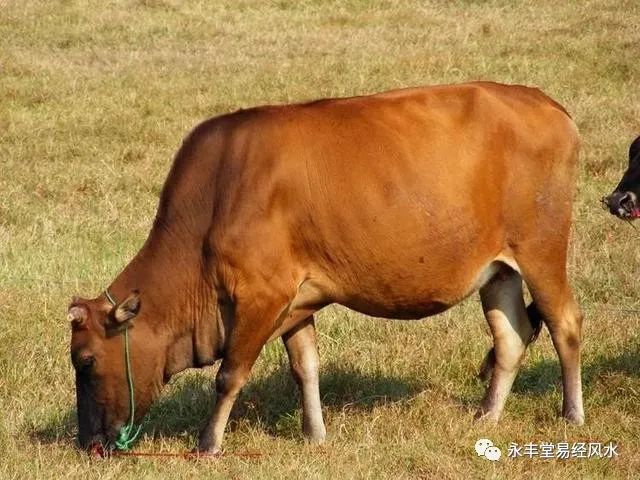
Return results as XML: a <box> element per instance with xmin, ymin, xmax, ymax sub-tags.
<box><xmin>68</xmin><ymin>82</ymin><xmax>584</xmax><ymax>455</ymax></box>
<box><xmin>604</xmin><ymin>136</ymin><xmax>640</xmax><ymax>219</ymax></box>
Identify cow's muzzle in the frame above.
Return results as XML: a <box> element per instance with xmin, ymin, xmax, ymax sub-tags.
<box><xmin>603</xmin><ymin>191</ymin><xmax>640</xmax><ymax>219</ymax></box>
<box><xmin>81</xmin><ymin>426</ymin><xmax>121</xmax><ymax>457</ymax></box>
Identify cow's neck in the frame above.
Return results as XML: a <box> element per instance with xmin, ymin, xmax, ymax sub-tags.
<box><xmin>107</xmin><ymin>226</ymin><xmax>220</xmax><ymax>381</ymax></box>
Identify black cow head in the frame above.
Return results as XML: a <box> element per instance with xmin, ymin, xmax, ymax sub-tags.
<box><xmin>604</xmin><ymin>136</ymin><xmax>640</xmax><ymax>219</ymax></box>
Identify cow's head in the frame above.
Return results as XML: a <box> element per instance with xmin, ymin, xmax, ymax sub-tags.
<box><xmin>68</xmin><ymin>291</ymin><xmax>164</xmax><ymax>451</ymax></box>
<box><xmin>604</xmin><ymin>136</ymin><xmax>640</xmax><ymax>219</ymax></box>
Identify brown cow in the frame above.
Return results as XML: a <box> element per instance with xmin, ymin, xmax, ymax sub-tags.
<box><xmin>68</xmin><ymin>81</ymin><xmax>584</xmax><ymax>455</ymax></box>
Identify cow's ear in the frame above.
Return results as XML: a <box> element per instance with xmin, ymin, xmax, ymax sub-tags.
<box><xmin>68</xmin><ymin>303</ymin><xmax>89</xmax><ymax>328</ymax></box>
<box><xmin>629</xmin><ymin>136</ymin><xmax>640</xmax><ymax>165</ymax></box>
<box><xmin>113</xmin><ymin>290</ymin><xmax>141</xmax><ymax>324</ymax></box>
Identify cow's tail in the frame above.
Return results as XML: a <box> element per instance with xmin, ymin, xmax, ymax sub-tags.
<box><xmin>478</xmin><ymin>302</ymin><xmax>544</xmax><ymax>381</ymax></box>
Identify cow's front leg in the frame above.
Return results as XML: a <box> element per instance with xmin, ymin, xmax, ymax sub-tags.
<box><xmin>282</xmin><ymin>316</ymin><xmax>326</xmax><ymax>443</ymax></box>
<box><xmin>197</xmin><ymin>296</ymin><xmax>281</xmax><ymax>454</ymax></box>
<box><xmin>197</xmin><ymin>358</ymin><xmax>254</xmax><ymax>455</ymax></box>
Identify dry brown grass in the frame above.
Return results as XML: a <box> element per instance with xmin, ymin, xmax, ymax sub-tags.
<box><xmin>1</xmin><ymin>0</ymin><xmax>640</xmax><ymax>478</ymax></box>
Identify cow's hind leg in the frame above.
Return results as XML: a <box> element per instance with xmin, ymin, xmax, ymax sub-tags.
<box><xmin>476</xmin><ymin>267</ymin><xmax>533</xmax><ymax>421</ymax></box>
<box><xmin>478</xmin><ymin>302</ymin><xmax>543</xmax><ymax>381</ymax></box>
<box><xmin>519</xmin><ymin>259</ymin><xmax>584</xmax><ymax>425</ymax></box>
<box><xmin>282</xmin><ymin>315</ymin><xmax>326</xmax><ymax>443</ymax></box>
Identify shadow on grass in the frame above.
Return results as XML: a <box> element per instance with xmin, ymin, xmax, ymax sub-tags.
<box><xmin>29</xmin><ymin>409</ymin><xmax>77</xmax><ymax>445</ymax></box>
<box><xmin>145</xmin><ymin>362</ymin><xmax>424</xmax><ymax>439</ymax></box>
<box><xmin>30</xmin><ymin>362</ymin><xmax>423</xmax><ymax>446</ymax></box>
<box><xmin>513</xmin><ymin>340</ymin><xmax>640</xmax><ymax>395</ymax></box>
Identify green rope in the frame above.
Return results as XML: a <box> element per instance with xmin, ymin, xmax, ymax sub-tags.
<box><xmin>114</xmin><ymin>327</ymin><xmax>142</xmax><ymax>451</ymax></box>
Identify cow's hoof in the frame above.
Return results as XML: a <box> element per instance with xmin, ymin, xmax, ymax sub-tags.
<box><xmin>305</xmin><ymin>436</ymin><xmax>326</xmax><ymax>445</ymax></box>
<box><xmin>303</xmin><ymin>429</ymin><xmax>327</xmax><ymax>445</ymax></box>
<box><xmin>563</xmin><ymin>408</ymin><xmax>585</xmax><ymax>426</ymax></box>
<box><xmin>474</xmin><ymin>409</ymin><xmax>500</xmax><ymax>423</ymax></box>
<box><xmin>192</xmin><ymin>445</ymin><xmax>222</xmax><ymax>457</ymax></box>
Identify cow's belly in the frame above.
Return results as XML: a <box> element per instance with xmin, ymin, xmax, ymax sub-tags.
<box><xmin>300</xmin><ymin>178</ymin><xmax>504</xmax><ymax>319</ymax></box>
<box><xmin>326</xmin><ymin>253</ymin><xmax>502</xmax><ymax>320</ymax></box>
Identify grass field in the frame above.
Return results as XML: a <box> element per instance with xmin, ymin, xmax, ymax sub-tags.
<box><xmin>1</xmin><ymin>0</ymin><xmax>640</xmax><ymax>478</ymax></box>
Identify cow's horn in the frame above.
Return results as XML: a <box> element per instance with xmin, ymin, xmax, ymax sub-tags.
<box><xmin>68</xmin><ymin>305</ymin><xmax>88</xmax><ymax>326</ymax></box>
